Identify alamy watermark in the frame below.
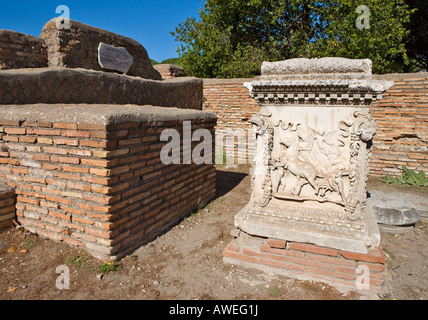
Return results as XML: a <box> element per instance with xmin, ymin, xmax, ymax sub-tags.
<box><xmin>56</xmin><ymin>265</ymin><xmax>70</xmax><ymax>290</ymax></box>
<box><xmin>356</xmin><ymin>264</ymin><xmax>371</xmax><ymax>290</ymax></box>
<box><xmin>160</xmin><ymin>121</ymin><xmax>213</xmax><ymax>165</ymax></box>
<box><xmin>356</xmin><ymin>5</ymin><xmax>370</xmax><ymax>30</ymax></box>
<box><xmin>160</xmin><ymin>122</ymin><xmax>255</xmax><ymax>166</ymax></box>
<box><xmin>56</xmin><ymin>5</ymin><xmax>70</xmax><ymax>30</ymax></box>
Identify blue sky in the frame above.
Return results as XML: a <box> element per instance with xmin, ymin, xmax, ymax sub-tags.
<box><xmin>0</xmin><ymin>0</ymin><xmax>205</xmax><ymax>62</ymax></box>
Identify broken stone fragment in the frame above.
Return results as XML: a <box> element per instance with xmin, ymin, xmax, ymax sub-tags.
<box><xmin>367</xmin><ymin>190</ymin><xmax>420</xmax><ymax>226</ymax></box>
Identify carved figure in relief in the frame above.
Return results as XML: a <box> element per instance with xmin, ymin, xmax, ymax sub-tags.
<box><xmin>275</xmin><ymin>138</ymin><xmax>320</xmax><ymax>196</ymax></box>
<box><xmin>250</xmin><ymin>111</ymin><xmax>376</xmax><ymax>213</ymax></box>
<box><xmin>271</xmin><ymin>121</ymin><xmax>351</xmax><ymax>203</ymax></box>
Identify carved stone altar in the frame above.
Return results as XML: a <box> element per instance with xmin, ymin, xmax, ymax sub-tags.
<box><xmin>234</xmin><ymin>58</ymin><xmax>394</xmax><ymax>255</ymax></box>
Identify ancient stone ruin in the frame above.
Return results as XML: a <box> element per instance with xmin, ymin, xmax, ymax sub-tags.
<box><xmin>0</xmin><ymin>30</ymin><xmax>47</xmax><ymax>70</ymax></box>
<box><xmin>154</xmin><ymin>64</ymin><xmax>186</xmax><ymax>80</ymax></box>
<box><xmin>0</xmin><ymin>19</ymin><xmax>216</xmax><ymax>261</ymax></box>
<box><xmin>224</xmin><ymin>57</ymin><xmax>394</xmax><ymax>292</ymax></box>
<box><xmin>40</xmin><ymin>18</ymin><xmax>162</xmax><ymax>80</ymax></box>
<box><xmin>3</xmin><ymin>15</ymin><xmax>423</xmax><ymax>296</ymax></box>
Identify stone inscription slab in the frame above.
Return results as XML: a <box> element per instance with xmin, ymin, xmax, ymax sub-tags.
<box><xmin>98</xmin><ymin>42</ymin><xmax>134</xmax><ymax>74</ymax></box>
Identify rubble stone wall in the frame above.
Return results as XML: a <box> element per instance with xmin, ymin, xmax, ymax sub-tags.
<box><xmin>40</xmin><ymin>19</ymin><xmax>162</xmax><ymax>80</ymax></box>
<box><xmin>154</xmin><ymin>64</ymin><xmax>186</xmax><ymax>79</ymax></box>
<box><xmin>0</xmin><ymin>68</ymin><xmax>203</xmax><ymax>110</ymax></box>
<box><xmin>0</xmin><ymin>30</ymin><xmax>48</xmax><ymax>70</ymax></box>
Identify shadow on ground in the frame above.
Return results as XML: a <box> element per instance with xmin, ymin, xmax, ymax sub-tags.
<box><xmin>216</xmin><ymin>169</ymin><xmax>248</xmax><ymax>198</ymax></box>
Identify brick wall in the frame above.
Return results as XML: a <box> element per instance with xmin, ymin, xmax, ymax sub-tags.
<box><xmin>203</xmin><ymin>78</ymin><xmax>259</xmax><ymax>164</ymax></box>
<box><xmin>203</xmin><ymin>74</ymin><xmax>428</xmax><ymax>176</ymax></box>
<box><xmin>0</xmin><ymin>30</ymin><xmax>48</xmax><ymax>70</ymax></box>
<box><xmin>0</xmin><ymin>182</ymin><xmax>15</xmax><ymax>230</ymax></box>
<box><xmin>0</xmin><ymin>104</ymin><xmax>216</xmax><ymax>261</ymax></box>
<box><xmin>370</xmin><ymin>73</ymin><xmax>428</xmax><ymax>176</ymax></box>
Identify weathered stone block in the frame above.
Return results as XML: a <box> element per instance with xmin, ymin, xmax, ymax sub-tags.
<box><xmin>0</xmin><ymin>68</ymin><xmax>203</xmax><ymax>110</ymax></box>
<box><xmin>154</xmin><ymin>64</ymin><xmax>186</xmax><ymax>79</ymax></box>
<box><xmin>368</xmin><ymin>190</ymin><xmax>420</xmax><ymax>226</ymax></box>
<box><xmin>0</xmin><ymin>30</ymin><xmax>47</xmax><ymax>70</ymax></box>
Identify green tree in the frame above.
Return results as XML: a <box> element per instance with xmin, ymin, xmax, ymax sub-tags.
<box><xmin>403</xmin><ymin>0</ymin><xmax>428</xmax><ymax>71</ymax></box>
<box><xmin>310</xmin><ymin>0</ymin><xmax>412</xmax><ymax>74</ymax></box>
<box><xmin>172</xmin><ymin>0</ymin><xmax>413</xmax><ymax>78</ymax></box>
<box><xmin>172</xmin><ymin>0</ymin><xmax>319</xmax><ymax>78</ymax></box>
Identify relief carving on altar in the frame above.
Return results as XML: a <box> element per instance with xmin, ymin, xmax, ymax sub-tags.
<box><xmin>250</xmin><ymin>111</ymin><xmax>377</xmax><ymax>221</ymax></box>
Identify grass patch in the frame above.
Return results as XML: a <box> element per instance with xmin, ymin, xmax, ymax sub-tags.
<box><xmin>269</xmin><ymin>287</ymin><xmax>281</xmax><ymax>297</ymax></box>
<box><xmin>64</xmin><ymin>253</ymin><xmax>94</xmax><ymax>271</ymax></box>
<box><xmin>22</xmin><ymin>240</ymin><xmax>35</xmax><ymax>249</ymax></box>
<box><xmin>161</xmin><ymin>57</ymin><xmax>183</xmax><ymax>66</ymax></box>
<box><xmin>383</xmin><ymin>247</ymin><xmax>401</xmax><ymax>270</ymax></box>
<box><xmin>99</xmin><ymin>262</ymin><xmax>122</xmax><ymax>274</ymax></box>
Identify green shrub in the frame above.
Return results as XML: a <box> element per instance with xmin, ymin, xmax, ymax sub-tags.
<box><xmin>99</xmin><ymin>262</ymin><xmax>122</xmax><ymax>274</ymax></box>
<box><xmin>381</xmin><ymin>166</ymin><xmax>428</xmax><ymax>187</ymax></box>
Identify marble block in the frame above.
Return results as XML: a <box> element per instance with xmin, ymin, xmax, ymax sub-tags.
<box><xmin>98</xmin><ymin>42</ymin><xmax>134</xmax><ymax>74</ymax></box>
<box><xmin>236</xmin><ymin>58</ymin><xmax>394</xmax><ymax>254</ymax></box>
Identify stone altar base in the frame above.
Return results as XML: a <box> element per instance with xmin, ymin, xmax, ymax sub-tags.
<box><xmin>223</xmin><ymin>230</ymin><xmax>385</xmax><ymax>293</ymax></box>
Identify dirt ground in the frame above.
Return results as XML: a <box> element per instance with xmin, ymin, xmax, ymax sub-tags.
<box><xmin>1</xmin><ymin>165</ymin><xmax>427</xmax><ymax>301</ymax></box>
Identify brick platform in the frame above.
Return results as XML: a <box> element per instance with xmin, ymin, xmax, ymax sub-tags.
<box><xmin>223</xmin><ymin>231</ymin><xmax>386</xmax><ymax>293</ymax></box>
<box><xmin>0</xmin><ymin>104</ymin><xmax>216</xmax><ymax>261</ymax></box>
